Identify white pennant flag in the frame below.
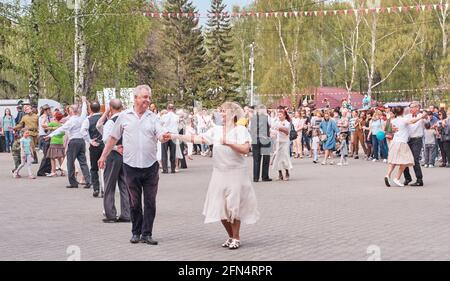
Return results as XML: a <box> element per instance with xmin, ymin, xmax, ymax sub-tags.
<box><xmin>324</xmin><ymin>10</ymin><xmax>328</xmax><ymax>16</ymax></box>
<box><xmin>284</xmin><ymin>12</ymin><xmax>288</xmax><ymax>17</ymax></box>
<box><xmin>265</xmin><ymin>12</ymin><xmax>269</xmax><ymax>18</ymax></box>
<box><xmin>446</xmin><ymin>3</ymin><xmax>449</xmax><ymax>10</ymax></box>
<box><xmin>353</xmin><ymin>9</ymin><xmax>358</xmax><ymax>14</ymax></box>
<box><xmin>334</xmin><ymin>10</ymin><xmax>338</xmax><ymax>15</ymax></box>
<box><xmin>421</xmin><ymin>5</ymin><xmax>426</xmax><ymax>11</ymax></box>
<box><xmin>294</xmin><ymin>11</ymin><xmax>298</xmax><ymax>17</ymax></box>
<box><xmin>376</xmin><ymin>8</ymin><xmax>380</xmax><ymax>13</ymax></box>
<box><xmin>274</xmin><ymin>12</ymin><xmax>278</xmax><ymax>17</ymax></box>
<box><xmin>304</xmin><ymin>11</ymin><xmax>308</xmax><ymax>16</ymax></box>
<box><xmin>344</xmin><ymin>9</ymin><xmax>348</xmax><ymax>15</ymax></box>
<box><xmin>314</xmin><ymin>11</ymin><xmax>318</xmax><ymax>16</ymax></box>
<box><xmin>398</xmin><ymin>7</ymin><xmax>402</xmax><ymax>12</ymax></box>
<box><xmin>387</xmin><ymin>7</ymin><xmax>391</xmax><ymax>13</ymax></box>
<box><xmin>365</xmin><ymin>9</ymin><xmax>369</xmax><ymax>14</ymax></box>
<box><xmin>433</xmin><ymin>4</ymin><xmax>438</xmax><ymax>10</ymax></box>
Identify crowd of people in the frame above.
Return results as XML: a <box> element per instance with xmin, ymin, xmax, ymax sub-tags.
<box><xmin>1</xmin><ymin>85</ymin><xmax>450</xmax><ymax>250</ymax></box>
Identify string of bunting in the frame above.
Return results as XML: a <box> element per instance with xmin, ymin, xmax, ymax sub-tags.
<box><xmin>143</xmin><ymin>3</ymin><xmax>449</xmax><ymax>19</ymax></box>
<box><xmin>255</xmin><ymin>86</ymin><xmax>450</xmax><ymax>97</ymax></box>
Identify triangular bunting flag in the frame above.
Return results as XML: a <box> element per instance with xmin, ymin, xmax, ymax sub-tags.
<box><xmin>314</xmin><ymin>11</ymin><xmax>318</xmax><ymax>16</ymax></box>
<box><xmin>324</xmin><ymin>10</ymin><xmax>328</xmax><ymax>16</ymax></box>
<box><xmin>433</xmin><ymin>4</ymin><xmax>437</xmax><ymax>10</ymax></box>
<box><xmin>294</xmin><ymin>11</ymin><xmax>298</xmax><ymax>17</ymax></box>
<box><xmin>387</xmin><ymin>7</ymin><xmax>391</xmax><ymax>13</ymax></box>
<box><xmin>398</xmin><ymin>7</ymin><xmax>402</xmax><ymax>12</ymax></box>
<box><xmin>284</xmin><ymin>12</ymin><xmax>288</xmax><ymax>17</ymax></box>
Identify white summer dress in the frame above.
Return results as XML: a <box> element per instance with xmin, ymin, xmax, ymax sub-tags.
<box><xmin>201</xmin><ymin>125</ymin><xmax>260</xmax><ymax>224</ymax></box>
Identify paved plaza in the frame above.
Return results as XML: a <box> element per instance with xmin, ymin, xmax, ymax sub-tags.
<box><xmin>0</xmin><ymin>152</ymin><xmax>450</xmax><ymax>261</ymax></box>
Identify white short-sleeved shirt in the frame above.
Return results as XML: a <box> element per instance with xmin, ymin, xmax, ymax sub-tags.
<box><xmin>110</xmin><ymin>109</ymin><xmax>166</xmax><ymax>168</ymax></box>
<box><xmin>201</xmin><ymin>125</ymin><xmax>251</xmax><ymax>170</ymax></box>
<box><xmin>392</xmin><ymin>117</ymin><xmax>410</xmax><ymax>143</ymax></box>
<box><xmin>271</xmin><ymin>119</ymin><xmax>290</xmax><ymax>143</ymax></box>
<box><xmin>405</xmin><ymin>114</ymin><xmax>425</xmax><ymax>138</ymax></box>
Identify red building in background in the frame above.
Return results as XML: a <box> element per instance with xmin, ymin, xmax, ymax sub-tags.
<box><xmin>269</xmin><ymin>87</ymin><xmax>369</xmax><ymax>109</ymax></box>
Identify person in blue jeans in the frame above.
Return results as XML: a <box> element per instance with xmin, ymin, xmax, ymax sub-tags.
<box><xmin>368</xmin><ymin>111</ymin><xmax>388</xmax><ymax>162</ymax></box>
<box><xmin>2</xmin><ymin>108</ymin><xmax>16</xmax><ymax>153</ymax></box>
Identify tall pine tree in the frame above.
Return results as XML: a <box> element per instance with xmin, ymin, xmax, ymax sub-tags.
<box><xmin>162</xmin><ymin>0</ymin><xmax>206</xmax><ymax>108</ymax></box>
<box><xmin>204</xmin><ymin>0</ymin><xmax>241</xmax><ymax>107</ymax></box>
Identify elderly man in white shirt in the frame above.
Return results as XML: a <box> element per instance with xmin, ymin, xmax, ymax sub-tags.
<box><xmin>46</xmin><ymin>96</ymin><xmax>91</xmax><ymax>189</ymax></box>
<box><xmin>160</xmin><ymin>103</ymin><xmax>179</xmax><ymax>173</ymax></box>
<box><xmin>95</xmin><ymin>99</ymin><xmax>130</xmax><ymax>223</ymax></box>
<box><xmin>403</xmin><ymin>101</ymin><xmax>427</xmax><ymax>186</ymax></box>
<box><xmin>98</xmin><ymin>85</ymin><xmax>171</xmax><ymax>245</ymax></box>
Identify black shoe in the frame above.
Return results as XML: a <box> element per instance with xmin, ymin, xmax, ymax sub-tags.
<box><xmin>84</xmin><ymin>184</ymin><xmax>91</xmax><ymax>189</ymax></box>
<box><xmin>162</xmin><ymin>171</ymin><xmax>168</xmax><ymax>174</ymax></box>
<box><xmin>262</xmin><ymin>178</ymin><xmax>273</xmax><ymax>182</ymax></box>
<box><xmin>403</xmin><ymin>179</ymin><xmax>412</xmax><ymax>186</ymax></box>
<box><xmin>102</xmin><ymin>218</ymin><xmax>118</xmax><ymax>223</ymax></box>
<box><xmin>66</xmin><ymin>185</ymin><xmax>79</xmax><ymax>189</ymax></box>
<box><xmin>171</xmin><ymin>171</ymin><xmax>176</xmax><ymax>174</ymax></box>
<box><xmin>93</xmin><ymin>190</ymin><xmax>100</xmax><ymax>197</ymax></box>
<box><xmin>117</xmin><ymin>217</ymin><xmax>131</xmax><ymax>223</ymax></box>
<box><xmin>384</xmin><ymin>176</ymin><xmax>391</xmax><ymax>187</ymax></box>
<box><xmin>354</xmin><ymin>156</ymin><xmax>359</xmax><ymax>159</ymax></box>
<box><xmin>253</xmin><ymin>179</ymin><xmax>259</xmax><ymax>182</ymax></box>
<box><xmin>130</xmin><ymin>235</ymin><xmax>141</xmax><ymax>244</ymax></box>
<box><xmin>141</xmin><ymin>236</ymin><xmax>158</xmax><ymax>245</ymax></box>
<box><xmin>410</xmin><ymin>181</ymin><xmax>424</xmax><ymax>187</ymax></box>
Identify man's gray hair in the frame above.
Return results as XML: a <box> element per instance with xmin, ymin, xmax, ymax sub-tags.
<box><xmin>134</xmin><ymin>85</ymin><xmax>152</xmax><ymax>97</ymax></box>
<box><xmin>109</xmin><ymin>99</ymin><xmax>123</xmax><ymax>111</ymax></box>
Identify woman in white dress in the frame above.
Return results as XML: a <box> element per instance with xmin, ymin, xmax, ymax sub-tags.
<box><xmin>170</xmin><ymin>102</ymin><xmax>259</xmax><ymax>250</ymax></box>
<box><xmin>385</xmin><ymin>107</ymin><xmax>426</xmax><ymax>187</ymax></box>
<box><xmin>271</xmin><ymin>108</ymin><xmax>293</xmax><ymax>181</ymax></box>
<box><xmin>291</xmin><ymin>111</ymin><xmax>302</xmax><ymax>158</ymax></box>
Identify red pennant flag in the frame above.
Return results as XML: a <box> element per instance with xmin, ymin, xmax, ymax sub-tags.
<box><xmin>403</xmin><ymin>6</ymin><xmax>409</xmax><ymax>12</ymax></box>
<box><xmin>428</xmin><ymin>5</ymin><xmax>433</xmax><ymax>11</ymax></box>
<box><xmin>370</xmin><ymin>8</ymin><xmax>376</xmax><ymax>14</ymax></box>
<box><xmin>392</xmin><ymin>6</ymin><xmax>397</xmax><ymax>12</ymax></box>
<box><xmin>339</xmin><ymin>9</ymin><xmax>344</xmax><ymax>15</ymax></box>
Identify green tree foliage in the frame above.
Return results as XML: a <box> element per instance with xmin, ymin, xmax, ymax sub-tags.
<box><xmin>203</xmin><ymin>0</ymin><xmax>242</xmax><ymax>107</ymax></box>
<box><xmin>162</xmin><ymin>0</ymin><xmax>206</xmax><ymax>108</ymax></box>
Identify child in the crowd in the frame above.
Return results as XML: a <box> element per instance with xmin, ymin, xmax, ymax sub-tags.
<box><xmin>11</xmin><ymin>131</ymin><xmax>21</xmax><ymax>175</ymax></box>
<box><xmin>337</xmin><ymin>132</ymin><xmax>349</xmax><ymax>166</ymax></box>
<box><xmin>423</xmin><ymin>122</ymin><xmax>437</xmax><ymax>168</ymax></box>
<box><xmin>14</xmin><ymin>128</ymin><xmax>36</xmax><ymax>179</ymax></box>
<box><xmin>311</xmin><ymin>128</ymin><xmax>320</xmax><ymax>164</ymax></box>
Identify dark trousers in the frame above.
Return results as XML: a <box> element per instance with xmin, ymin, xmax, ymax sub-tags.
<box><xmin>89</xmin><ymin>143</ymin><xmax>104</xmax><ymax>191</ymax></box>
<box><xmin>438</xmin><ymin>139</ymin><xmax>448</xmax><ymax>166</ymax></box>
<box><xmin>66</xmin><ymin>138</ymin><xmax>91</xmax><ymax>187</ymax></box>
<box><xmin>37</xmin><ymin>138</ymin><xmax>51</xmax><ymax>176</ymax></box>
<box><xmin>123</xmin><ymin>162</ymin><xmax>159</xmax><ymax>237</ymax></box>
<box><xmin>404</xmin><ymin>137</ymin><xmax>424</xmax><ymax>182</ymax></box>
<box><xmin>252</xmin><ymin>144</ymin><xmax>270</xmax><ymax>181</ymax></box>
<box><xmin>444</xmin><ymin>141</ymin><xmax>450</xmax><ymax>166</ymax></box>
<box><xmin>161</xmin><ymin>140</ymin><xmax>176</xmax><ymax>173</ymax></box>
<box><xmin>103</xmin><ymin>151</ymin><xmax>130</xmax><ymax>220</ymax></box>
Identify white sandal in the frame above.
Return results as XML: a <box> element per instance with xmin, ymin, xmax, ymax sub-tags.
<box><xmin>222</xmin><ymin>238</ymin><xmax>233</xmax><ymax>248</ymax></box>
<box><xmin>228</xmin><ymin>239</ymin><xmax>240</xmax><ymax>250</ymax></box>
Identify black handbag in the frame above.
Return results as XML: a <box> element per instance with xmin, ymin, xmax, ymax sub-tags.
<box><xmin>289</xmin><ymin>122</ymin><xmax>298</xmax><ymax>141</ymax></box>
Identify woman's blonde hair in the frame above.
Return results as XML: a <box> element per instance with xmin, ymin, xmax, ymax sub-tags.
<box><xmin>221</xmin><ymin>102</ymin><xmax>244</xmax><ymax>124</ymax></box>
